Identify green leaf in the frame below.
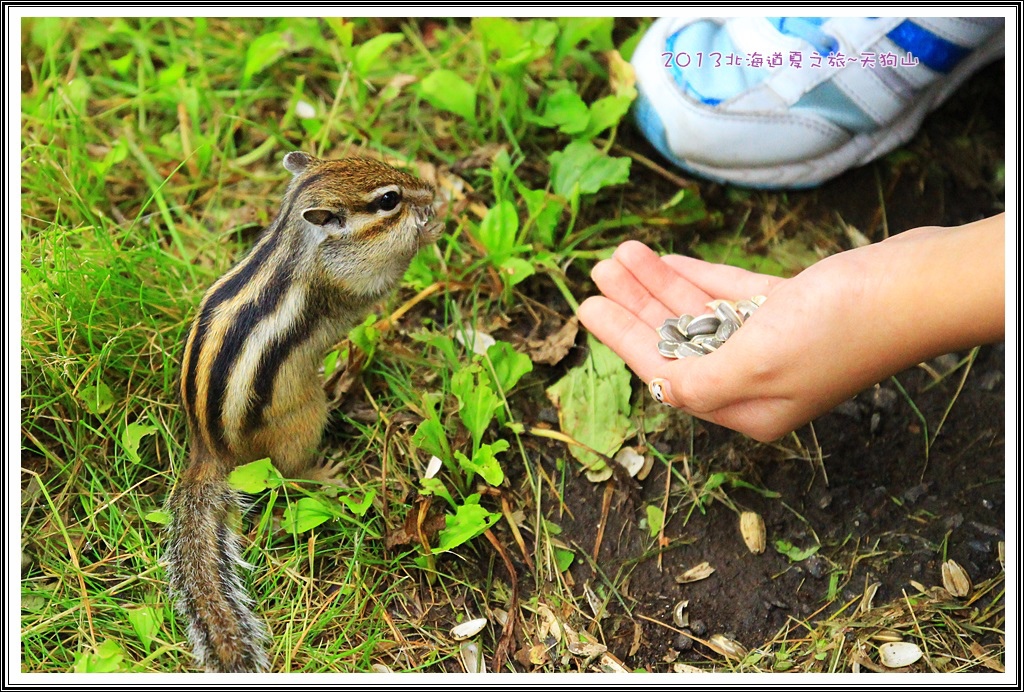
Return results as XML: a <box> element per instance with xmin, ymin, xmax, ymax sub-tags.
<box><xmin>73</xmin><ymin>640</ymin><xmax>126</xmax><ymax>673</ymax></box>
<box><xmin>243</xmin><ymin>31</ymin><xmax>292</xmax><ymax>82</ymax></box>
<box><xmin>486</xmin><ymin>341</ymin><xmax>533</xmax><ymax>393</ymax></box>
<box><xmin>519</xmin><ymin>187</ymin><xmax>564</xmax><ymax>246</ymax></box>
<box><xmin>91</xmin><ymin>138</ymin><xmax>129</xmax><ymax>178</ymax></box>
<box><xmin>349</xmin><ymin>313</ymin><xmax>379</xmax><ymax>361</ymax></box>
<box><xmin>473</xmin><ymin>17</ymin><xmax>527</xmax><ymax>56</ymax></box>
<box><xmin>145</xmin><ymin>510</ymin><xmax>171</xmax><ymax>525</ymax></box>
<box><xmin>323</xmin><ymin>348</ymin><xmax>341</xmax><ymax>378</ymax></box>
<box><xmin>703</xmin><ymin>472</ymin><xmax>729</xmax><ymax>495</ymax></box>
<box><xmin>80</xmin><ymin>382</ymin><xmax>114</xmax><ymax>415</ymax></box>
<box><xmin>539</xmin><ymin>87</ymin><xmax>590</xmax><ymax>135</ymax></box>
<box><xmin>548</xmin><ymin>140</ymin><xmax>631</xmax><ymax>198</ymax></box>
<box><xmin>455</xmin><ymin>439</ymin><xmax>509</xmax><ymax>486</ymax></box>
<box><xmin>418</xmin><ymin>476</ymin><xmax>456</xmax><ymax>508</ymax></box>
<box><xmin>403</xmin><ymin>250</ymin><xmax>442</xmax><ymax>291</ymax></box>
<box><xmin>227</xmin><ymin>458</ymin><xmax>283</xmax><ymax>493</ymax></box>
<box><xmin>157</xmin><ymin>61</ymin><xmax>187</xmax><ymax>86</ymax></box>
<box><xmin>126</xmin><ymin>606</ymin><xmax>163</xmax><ymax>653</ymax></box>
<box><xmin>324</xmin><ymin>18</ymin><xmax>354</xmax><ymax>50</ymax></box>
<box><xmin>581</xmin><ymin>94</ymin><xmax>633</xmax><ymax>139</ymax></box>
<box><xmin>340</xmin><ymin>489</ymin><xmax>376</xmax><ymax>517</ymax></box>
<box><xmin>121</xmin><ymin>421</ymin><xmax>156</xmax><ymax>464</ymax></box>
<box><xmin>283</xmin><ymin>496</ymin><xmax>335</xmax><ymax>534</ymax></box>
<box><xmin>412</xmin><ymin>416</ymin><xmax>449</xmax><ymax>461</ymax></box>
<box><xmin>354</xmin><ymin>32</ymin><xmax>404</xmax><ymax>74</ymax></box>
<box><xmin>554</xmin><ymin>547</ymin><xmax>575</xmax><ymax>572</ymax></box>
<box><xmin>108</xmin><ymin>52</ymin><xmax>134</xmax><ymax>77</ymax></box>
<box><xmin>476</xmin><ymin>200</ymin><xmax>519</xmax><ymax>257</ymax></box>
<box><xmin>498</xmin><ymin>256</ymin><xmax>535</xmax><ymax>288</ymax></box>
<box><xmin>452</xmin><ymin>366</ymin><xmax>502</xmax><ymax>450</ymax></box>
<box><xmin>434</xmin><ymin>496</ymin><xmax>501</xmax><ymax>553</ymax></box>
<box><xmin>419</xmin><ymin>69</ymin><xmax>477</xmax><ymax>122</ymax></box>
<box><xmin>774</xmin><ymin>539</ymin><xmax>821</xmax><ymax>562</ymax></box>
<box><xmin>545</xmin><ymin>335</ymin><xmax>634</xmax><ymax>475</ymax></box>
<box><xmin>556</xmin><ymin>17</ymin><xmax>614</xmax><ymax>60</ymax></box>
<box><xmin>411</xmin><ymin>393</ymin><xmax>450</xmax><ymax>460</ymax></box>
<box><xmin>30</xmin><ymin>17</ymin><xmax>65</xmax><ymax>51</ymax></box>
<box><xmin>645</xmin><ymin>505</ymin><xmax>664</xmax><ymax>538</ymax></box>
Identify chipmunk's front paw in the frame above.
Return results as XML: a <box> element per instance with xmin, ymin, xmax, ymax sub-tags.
<box><xmin>304</xmin><ymin>456</ymin><xmax>347</xmax><ymax>484</ymax></box>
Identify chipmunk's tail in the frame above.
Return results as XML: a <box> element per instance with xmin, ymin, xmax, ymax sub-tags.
<box><xmin>165</xmin><ymin>465</ymin><xmax>270</xmax><ymax>673</ymax></box>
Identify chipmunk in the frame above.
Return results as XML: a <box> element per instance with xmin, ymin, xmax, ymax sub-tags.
<box><xmin>165</xmin><ymin>152</ymin><xmax>440</xmax><ymax>673</ymax></box>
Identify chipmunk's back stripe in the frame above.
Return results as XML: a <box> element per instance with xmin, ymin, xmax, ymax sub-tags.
<box><xmin>220</xmin><ymin>283</ymin><xmax>307</xmax><ymax>448</ymax></box>
<box><xmin>205</xmin><ymin>262</ymin><xmax>295</xmax><ymax>453</ymax></box>
<box><xmin>182</xmin><ymin>227</ymin><xmax>284</xmax><ymax>428</ymax></box>
<box><xmin>241</xmin><ymin>306</ymin><xmax>324</xmax><ymax>434</ymax></box>
<box><xmin>181</xmin><ymin>307</ymin><xmax>217</xmax><ymax>427</ymax></box>
<box><xmin>203</xmin><ymin>228</ymin><xmax>283</xmax><ymax>319</ymax></box>
<box><xmin>288</xmin><ymin>171</ymin><xmax>325</xmax><ymax>206</ymax></box>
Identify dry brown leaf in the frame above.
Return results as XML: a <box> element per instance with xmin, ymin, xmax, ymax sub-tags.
<box><xmin>675</xmin><ymin>561</ymin><xmax>715</xmax><ymax>584</ymax></box>
<box><xmin>970</xmin><ymin>642</ymin><xmax>1005</xmax><ymax>672</ymax></box>
<box><xmin>526</xmin><ymin>316</ymin><xmax>579</xmax><ymax>365</ymax></box>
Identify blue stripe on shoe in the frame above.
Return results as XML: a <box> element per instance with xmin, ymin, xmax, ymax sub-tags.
<box><xmin>633</xmin><ymin>93</ymin><xmax>676</xmax><ymax>163</ymax></box>
<box><xmin>767</xmin><ymin>17</ymin><xmax>838</xmax><ymax>54</ymax></box>
<box><xmin>887</xmin><ymin>20</ymin><xmax>970</xmax><ymax>73</ymax></box>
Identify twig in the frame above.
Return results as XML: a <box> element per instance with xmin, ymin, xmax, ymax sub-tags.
<box><xmin>483</xmin><ymin>528</ymin><xmax>519</xmax><ymax>672</ymax></box>
<box><xmin>591</xmin><ymin>484</ymin><xmax>614</xmax><ymax>564</ymax></box>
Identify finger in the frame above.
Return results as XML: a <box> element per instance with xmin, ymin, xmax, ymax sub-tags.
<box><xmin>612</xmin><ymin>240</ymin><xmax>713</xmax><ymax>316</ymax></box>
<box><xmin>648</xmin><ymin>316</ymin><xmax>779</xmax><ymax>414</ymax></box>
<box><xmin>577</xmin><ymin>295</ymin><xmax>678</xmax><ymax>383</ymax></box>
<box><xmin>660</xmin><ymin>253</ymin><xmax>785</xmax><ymax>300</ymax></box>
<box><xmin>591</xmin><ymin>256</ymin><xmax>679</xmax><ymax>330</ymax></box>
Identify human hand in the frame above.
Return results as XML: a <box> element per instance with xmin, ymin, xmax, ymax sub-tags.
<box><xmin>578</xmin><ymin>217</ymin><xmax>1003</xmax><ymax>441</ymax></box>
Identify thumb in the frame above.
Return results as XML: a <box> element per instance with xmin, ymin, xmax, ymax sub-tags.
<box><xmin>647</xmin><ymin>354</ymin><xmax>739</xmax><ymax>414</ymax></box>
<box><xmin>648</xmin><ymin>377</ymin><xmax>679</xmax><ymax>408</ymax></box>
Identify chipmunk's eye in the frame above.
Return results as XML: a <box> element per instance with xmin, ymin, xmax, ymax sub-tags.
<box><xmin>375</xmin><ymin>190</ymin><xmax>401</xmax><ymax>212</ymax></box>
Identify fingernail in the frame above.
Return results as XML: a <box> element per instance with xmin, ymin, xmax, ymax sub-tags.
<box><xmin>649</xmin><ymin>378</ymin><xmax>674</xmax><ymax>406</ymax></box>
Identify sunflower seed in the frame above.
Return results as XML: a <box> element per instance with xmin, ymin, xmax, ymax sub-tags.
<box><xmin>714</xmin><ymin>301</ymin><xmax>742</xmax><ymax>328</ymax></box>
<box><xmin>716</xmin><ymin>319</ymin><xmax>737</xmax><ymax>341</ymax></box>
<box><xmin>698</xmin><ymin>338</ymin><xmax>724</xmax><ymax>354</ymax></box>
<box><xmin>739</xmin><ymin>512</ymin><xmax>766</xmax><ymax>554</ymax></box>
<box><xmin>708</xmin><ymin>634</ymin><xmax>747</xmax><ymax>660</ymax></box>
<box><xmin>659</xmin><ymin>318</ymin><xmax>687</xmax><ymax>342</ymax></box>
<box><xmin>879</xmin><ymin>641</ymin><xmax>922</xmax><ymax>668</ymax></box>
<box><xmin>735</xmin><ymin>299</ymin><xmax>759</xmax><ymax>320</ymax></box>
<box><xmin>658</xmin><ymin>340</ymin><xmax>680</xmax><ymax>358</ymax></box>
<box><xmin>451</xmin><ymin>617</ymin><xmax>488</xmax><ymax>640</ymax></box>
<box><xmin>675</xmin><ymin>561</ymin><xmax>715</xmax><ymax>583</ymax></box>
<box><xmin>672</xmin><ymin>600</ymin><xmax>689</xmax><ymax>628</ymax></box>
<box><xmin>683</xmin><ymin>313</ymin><xmax>721</xmax><ymax>338</ymax></box>
<box><xmin>674</xmin><ymin>341</ymin><xmax>706</xmax><ymax>358</ymax></box>
<box><xmin>460</xmin><ymin>641</ymin><xmax>486</xmax><ymax>673</ymax></box>
<box><xmin>941</xmin><ymin>559</ymin><xmax>972</xmax><ymax>597</ymax></box>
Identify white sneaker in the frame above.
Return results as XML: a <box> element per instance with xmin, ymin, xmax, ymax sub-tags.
<box><xmin>631</xmin><ymin>16</ymin><xmax>1005</xmax><ymax>188</ymax></box>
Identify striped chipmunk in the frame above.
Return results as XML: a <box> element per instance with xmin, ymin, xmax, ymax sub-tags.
<box><xmin>166</xmin><ymin>152</ymin><xmax>440</xmax><ymax>673</ymax></box>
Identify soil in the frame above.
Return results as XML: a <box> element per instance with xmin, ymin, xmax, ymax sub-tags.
<box><xmin>483</xmin><ymin>59</ymin><xmax>1007</xmax><ymax>670</ymax></box>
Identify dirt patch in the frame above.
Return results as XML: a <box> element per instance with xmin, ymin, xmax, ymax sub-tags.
<box><xmin>484</xmin><ymin>60</ymin><xmax>1006</xmax><ymax>671</ymax></box>
<box><xmin>534</xmin><ymin>345</ymin><xmax>1004</xmax><ymax>668</ymax></box>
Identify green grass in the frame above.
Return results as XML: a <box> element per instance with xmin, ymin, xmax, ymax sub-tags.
<box><xmin>19</xmin><ymin>16</ymin><xmax>645</xmax><ymax>673</ymax></box>
<box><xmin>20</xmin><ymin>16</ymin><xmax>1004</xmax><ymax>675</ymax></box>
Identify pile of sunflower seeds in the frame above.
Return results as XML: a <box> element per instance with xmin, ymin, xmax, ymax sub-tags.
<box><xmin>657</xmin><ymin>295</ymin><xmax>766</xmax><ymax>359</ymax></box>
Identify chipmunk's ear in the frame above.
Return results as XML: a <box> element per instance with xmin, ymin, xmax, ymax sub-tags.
<box><xmin>283</xmin><ymin>151</ymin><xmax>316</xmax><ymax>176</ymax></box>
<box><xmin>302</xmin><ymin>208</ymin><xmax>346</xmax><ymax>232</ymax></box>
